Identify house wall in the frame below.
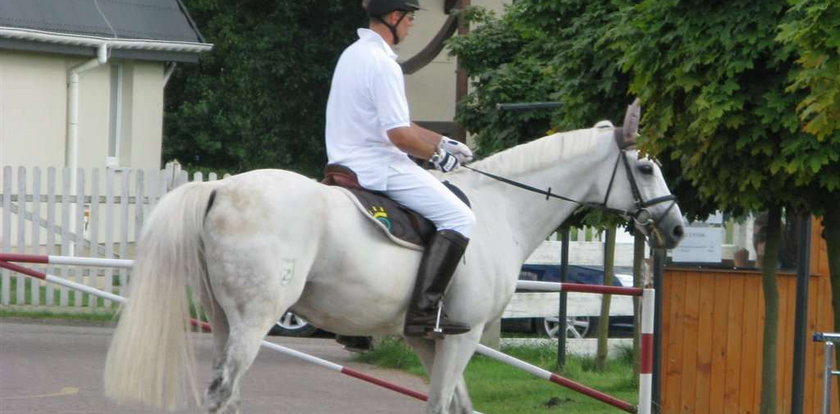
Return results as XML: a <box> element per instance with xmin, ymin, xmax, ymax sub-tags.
<box><xmin>0</xmin><ymin>50</ymin><xmax>165</xmax><ymax>172</ymax></box>
<box><xmin>0</xmin><ymin>50</ymin><xmax>67</xmax><ymax>169</ymax></box>
<box><xmin>398</xmin><ymin>0</ymin><xmax>510</xmax><ymax>130</ymax></box>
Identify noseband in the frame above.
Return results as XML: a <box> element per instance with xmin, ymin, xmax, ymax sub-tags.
<box><xmin>462</xmin><ymin>147</ymin><xmax>677</xmax><ymax>227</ymax></box>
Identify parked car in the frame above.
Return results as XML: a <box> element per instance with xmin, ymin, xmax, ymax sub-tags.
<box><xmin>504</xmin><ymin>264</ymin><xmax>636</xmax><ymax>338</ymax></box>
<box><xmin>269</xmin><ymin>264</ymin><xmax>636</xmax><ymax>338</ymax></box>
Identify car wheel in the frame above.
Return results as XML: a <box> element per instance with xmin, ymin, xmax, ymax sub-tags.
<box><xmin>270</xmin><ymin>311</ymin><xmax>319</xmax><ymax>337</ymax></box>
<box><xmin>537</xmin><ymin>316</ymin><xmax>597</xmax><ymax>338</ymax></box>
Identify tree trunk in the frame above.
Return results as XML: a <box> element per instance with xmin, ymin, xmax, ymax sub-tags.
<box><xmin>822</xmin><ymin>207</ymin><xmax>840</xmax><ymax>399</ymax></box>
<box><xmin>759</xmin><ymin>206</ymin><xmax>783</xmax><ymax>414</ymax></box>
<box><xmin>596</xmin><ymin>225</ymin><xmax>616</xmax><ymax>371</ymax></box>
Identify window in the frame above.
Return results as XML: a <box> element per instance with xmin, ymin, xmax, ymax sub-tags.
<box><xmin>107</xmin><ymin>63</ymin><xmax>123</xmax><ymax>167</ymax></box>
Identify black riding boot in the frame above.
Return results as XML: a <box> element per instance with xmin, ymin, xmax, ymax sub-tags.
<box><xmin>404</xmin><ymin>230</ymin><xmax>471</xmax><ymax>337</ymax></box>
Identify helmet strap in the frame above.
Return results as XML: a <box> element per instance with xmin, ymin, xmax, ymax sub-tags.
<box><xmin>375</xmin><ymin>12</ymin><xmax>408</xmax><ymax>45</ymax></box>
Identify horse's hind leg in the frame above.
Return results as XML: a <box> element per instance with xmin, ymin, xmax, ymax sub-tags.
<box><xmin>203</xmin><ymin>323</ymin><xmax>267</xmax><ymax>414</ymax></box>
<box><xmin>202</xmin><ymin>257</ymin><xmax>310</xmax><ymax>413</ymax></box>
<box><xmin>197</xmin><ymin>279</ymin><xmax>230</xmax><ymax>373</ymax></box>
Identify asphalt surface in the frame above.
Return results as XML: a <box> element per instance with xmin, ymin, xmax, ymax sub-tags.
<box><xmin>0</xmin><ymin>320</ymin><xmax>428</xmax><ymax>413</ymax></box>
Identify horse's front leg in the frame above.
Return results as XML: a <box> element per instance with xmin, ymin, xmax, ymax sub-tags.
<box><xmin>450</xmin><ymin>377</ymin><xmax>473</xmax><ymax>414</ymax></box>
<box><xmin>426</xmin><ymin>330</ymin><xmax>482</xmax><ymax>414</ymax></box>
<box><xmin>407</xmin><ymin>336</ymin><xmax>475</xmax><ymax>414</ymax></box>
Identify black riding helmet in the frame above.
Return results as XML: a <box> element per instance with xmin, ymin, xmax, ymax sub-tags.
<box><xmin>366</xmin><ymin>0</ymin><xmax>420</xmax><ymax>45</ymax></box>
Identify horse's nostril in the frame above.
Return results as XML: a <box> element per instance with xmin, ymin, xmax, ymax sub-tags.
<box><xmin>673</xmin><ymin>225</ymin><xmax>684</xmax><ymax>238</ymax></box>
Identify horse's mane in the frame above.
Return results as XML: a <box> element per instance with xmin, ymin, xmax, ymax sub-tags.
<box><xmin>471</xmin><ymin>126</ymin><xmax>604</xmax><ymax>176</ymax></box>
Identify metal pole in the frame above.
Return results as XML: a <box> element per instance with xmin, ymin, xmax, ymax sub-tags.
<box><xmin>495</xmin><ymin>102</ymin><xmax>562</xmax><ymax>112</ymax></box>
<box><xmin>823</xmin><ymin>342</ymin><xmax>835</xmax><ymax>414</ymax></box>
<box><xmin>791</xmin><ymin>213</ymin><xmax>812</xmax><ymax>414</ymax></box>
<box><xmin>652</xmin><ymin>247</ymin><xmax>665</xmax><ymax>413</ymax></box>
<box><xmin>557</xmin><ymin>227</ymin><xmax>570</xmax><ymax>370</ymax></box>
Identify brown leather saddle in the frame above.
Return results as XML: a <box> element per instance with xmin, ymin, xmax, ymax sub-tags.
<box><xmin>322</xmin><ymin>164</ymin><xmax>470</xmax><ymax>247</ymax></box>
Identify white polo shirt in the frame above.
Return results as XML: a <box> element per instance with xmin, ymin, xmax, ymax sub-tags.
<box><xmin>325</xmin><ymin>28</ymin><xmax>416</xmax><ymax>191</ymax></box>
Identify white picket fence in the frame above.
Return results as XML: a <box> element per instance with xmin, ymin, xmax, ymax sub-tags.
<box><xmin>1</xmin><ymin>163</ymin><xmax>630</xmax><ymax>314</ymax></box>
<box><xmin>0</xmin><ymin>162</ymin><xmax>223</xmax><ymax>308</ymax></box>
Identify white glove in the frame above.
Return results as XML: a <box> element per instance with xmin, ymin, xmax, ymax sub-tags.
<box><xmin>429</xmin><ymin>147</ymin><xmax>460</xmax><ymax>173</ymax></box>
<box><xmin>438</xmin><ymin>137</ymin><xmax>473</xmax><ymax>164</ymax></box>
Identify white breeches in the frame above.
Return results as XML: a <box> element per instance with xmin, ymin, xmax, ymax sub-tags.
<box><xmin>383</xmin><ymin>165</ymin><xmax>475</xmax><ymax>238</ymax></box>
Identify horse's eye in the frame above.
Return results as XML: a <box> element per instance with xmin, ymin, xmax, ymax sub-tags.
<box><xmin>638</xmin><ymin>164</ymin><xmax>654</xmax><ymax>175</ymax></box>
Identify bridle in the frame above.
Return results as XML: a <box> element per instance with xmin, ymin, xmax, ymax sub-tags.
<box><xmin>603</xmin><ymin>148</ymin><xmax>678</xmax><ymax>228</ymax></box>
<box><xmin>462</xmin><ymin>143</ymin><xmax>678</xmax><ymax>229</ymax></box>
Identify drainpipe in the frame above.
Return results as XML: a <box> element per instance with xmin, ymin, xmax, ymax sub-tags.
<box><xmin>163</xmin><ymin>62</ymin><xmax>177</xmax><ymax>87</ymax></box>
<box><xmin>65</xmin><ymin>43</ymin><xmax>108</xmax><ymax>254</ymax></box>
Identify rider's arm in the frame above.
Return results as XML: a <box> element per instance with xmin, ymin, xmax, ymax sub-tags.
<box><xmin>386</xmin><ymin>124</ymin><xmax>441</xmax><ymax>160</ymax></box>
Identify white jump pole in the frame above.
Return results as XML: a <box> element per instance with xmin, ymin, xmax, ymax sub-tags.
<box><xmin>0</xmin><ymin>253</ymin><xmax>133</xmax><ymax>268</ymax></box>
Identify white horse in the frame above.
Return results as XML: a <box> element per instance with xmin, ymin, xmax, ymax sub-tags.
<box><xmin>104</xmin><ymin>103</ymin><xmax>684</xmax><ymax>414</ymax></box>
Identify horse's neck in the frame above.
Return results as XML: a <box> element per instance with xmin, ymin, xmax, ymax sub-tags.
<box><xmin>466</xmin><ymin>134</ymin><xmax>614</xmax><ymax>263</ymax></box>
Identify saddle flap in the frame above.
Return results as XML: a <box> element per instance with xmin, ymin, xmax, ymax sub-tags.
<box><xmin>322</xmin><ymin>164</ymin><xmax>362</xmax><ymax>189</ymax></box>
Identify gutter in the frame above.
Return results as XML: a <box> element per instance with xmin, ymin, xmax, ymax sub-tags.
<box><xmin>0</xmin><ymin>27</ymin><xmax>213</xmax><ymax>54</ymax></box>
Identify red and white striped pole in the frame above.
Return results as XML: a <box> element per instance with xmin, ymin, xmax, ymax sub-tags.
<box><xmin>515</xmin><ymin>278</ymin><xmax>655</xmax><ymax>413</ymax></box>
<box><xmin>638</xmin><ymin>288</ymin><xmax>655</xmax><ymax>414</ymax></box>
<box><xmin>0</xmin><ymin>255</ymin><xmax>440</xmax><ymax>407</ymax></box>
<box><xmin>0</xmin><ymin>253</ymin><xmax>133</xmax><ymax>268</ymax></box>
<box><xmin>476</xmin><ymin>344</ymin><xmax>636</xmax><ymax>412</ymax></box>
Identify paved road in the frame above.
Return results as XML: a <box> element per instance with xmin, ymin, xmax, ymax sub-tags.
<box><xmin>0</xmin><ymin>320</ymin><xmax>428</xmax><ymax>413</ymax></box>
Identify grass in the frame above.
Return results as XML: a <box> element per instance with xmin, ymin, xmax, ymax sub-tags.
<box><xmin>0</xmin><ymin>276</ymin><xmax>118</xmax><ymax>320</ymax></box>
<box><xmin>356</xmin><ymin>337</ymin><xmax>638</xmax><ymax>414</ymax></box>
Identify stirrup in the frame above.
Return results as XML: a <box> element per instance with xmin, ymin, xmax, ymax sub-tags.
<box><xmin>433</xmin><ymin>302</ymin><xmax>444</xmax><ymax>334</ymax></box>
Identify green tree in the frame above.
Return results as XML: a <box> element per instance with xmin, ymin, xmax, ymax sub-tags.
<box><xmin>164</xmin><ymin>1</ymin><xmax>367</xmax><ymax>177</ymax></box>
<box><xmin>778</xmin><ymin>0</ymin><xmax>840</xmax><ymax>398</ymax></box>
<box><xmin>611</xmin><ymin>1</ymin><xmax>838</xmax><ymax>412</ymax></box>
<box><xmin>448</xmin><ymin>2</ymin><xmax>631</xmax><ymax>156</ymax></box>
<box><xmin>451</xmin><ymin>1</ymin><xmax>840</xmax><ymax>411</ymax></box>
<box><xmin>449</xmin><ymin>1</ymin><xmax>644</xmax><ymax>372</ymax></box>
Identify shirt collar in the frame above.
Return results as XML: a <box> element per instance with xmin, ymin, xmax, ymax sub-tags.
<box><xmin>357</xmin><ymin>28</ymin><xmax>398</xmax><ymax>60</ymax></box>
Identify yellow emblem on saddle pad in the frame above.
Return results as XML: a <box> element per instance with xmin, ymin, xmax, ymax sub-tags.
<box><xmin>368</xmin><ymin>206</ymin><xmax>392</xmax><ymax>230</ymax></box>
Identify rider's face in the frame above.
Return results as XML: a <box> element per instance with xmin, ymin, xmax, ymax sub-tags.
<box><xmin>395</xmin><ymin>11</ymin><xmax>414</xmax><ymax>40</ymax></box>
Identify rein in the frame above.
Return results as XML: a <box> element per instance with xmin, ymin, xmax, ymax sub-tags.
<box><xmin>462</xmin><ymin>148</ymin><xmax>677</xmax><ymax>224</ymax></box>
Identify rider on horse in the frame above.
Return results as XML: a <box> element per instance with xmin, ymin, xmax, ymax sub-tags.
<box><xmin>325</xmin><ymin>0</ymin><xmax>475</xmax><ymax>337</ymax></box>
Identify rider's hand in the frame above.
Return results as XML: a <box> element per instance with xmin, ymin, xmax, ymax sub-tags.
<box><xmin>429</xmin><ymin>147</ymin><xmax>460</xmax><ymax>173</ymax></box>
<box><xmin>438</xmin><ymin>137</ymin><xmax>473</xmax><ymax>164</ymax></box>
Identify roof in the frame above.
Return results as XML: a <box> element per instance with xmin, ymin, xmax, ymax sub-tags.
<box><xmin>0</xmin><ymin>0</ymin><xmax>211</xmax><ymax>62</ymax></box>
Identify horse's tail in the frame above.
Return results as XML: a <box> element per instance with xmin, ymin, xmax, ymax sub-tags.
<box><xmin>104</xmin><ymin>180</ymin><xmax>218</xmax><ymax>410</ymax></box>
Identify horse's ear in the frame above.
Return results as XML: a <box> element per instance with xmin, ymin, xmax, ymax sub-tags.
<box><xmin>614</xmin><ymin>98</ymin><xmax>641</xmax><ymax>149</ymax></box>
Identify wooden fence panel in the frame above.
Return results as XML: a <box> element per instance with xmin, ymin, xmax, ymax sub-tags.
<box><xmin>662</xmin><ymin>267</ymin><xmax>839</xmax><ymax>414</ymax></box>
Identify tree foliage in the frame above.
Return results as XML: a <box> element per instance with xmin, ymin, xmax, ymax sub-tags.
<box><xmin>448</xmin><ymin>2</ymin><xmax>631</xmax><ymax>157</ymax></box>
<box><xmin>451</xmin><ymin>0</ymin><xmax>840</xmax><ymax>408</ymax></box>
<box><xmin>778</xmin><ymin>0</ymin><xmax>840</xmax><ymax>141</ymax></box>
<box><xmin>163</xmin><ymin>1</ymin><xmax>367</xmax><ymax>177</ymax></box>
